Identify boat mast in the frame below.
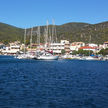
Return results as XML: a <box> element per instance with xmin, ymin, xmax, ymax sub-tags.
<box><xmin>37</xmin><ymin>26</ymin><xmax>40</xmax><ymax>49</ymax></box>
<box><xmin>30</xmin><ymin>27</ymin><xmax>33</xmax><ymax>51</ymax></box>
<box><xmin>52</xmin><ymin>19</ymin><xmax>54</xmax><ymax>43</ymax></box>
<box><xmin>55</xmin><ymin>24</ymin><xmax>57</xmax><ymax>43</ymax></box>
<box><xmin>46</xmin><ymin>20</ymin><xmax>49</xmax><ymax>44</ymax></box>
<box><xmin>52</xmin><ymin>19</ymin><xmax>57</xmax><ymax>43</ymax></box>
<box><xmin>89</xmin><ymin>35</ymin><xmax>91</xmax><ymax>56</ymax></box>
<box><xmin>24</xmin><ymin>28</ymin><xmax>26</xmax><ymax>54</ymax></box>
<box><xmin>44</xmin><ymin>20</ymin><xmax>49</xmax><ymax>48</ymax></box>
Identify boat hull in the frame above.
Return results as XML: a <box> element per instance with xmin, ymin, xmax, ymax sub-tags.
<box><xmin>36</xmin><ymin>55</ymin><xmax>59</xmax><ymax>60</ymax></box>
<box><xmin>83</xmin><ymin>56</ymin><xmax>98</xmax><ymax>60</ymax></box>
<box><xmin>16</xmin><ymin>54</ymin><xmax>35</xmax><ymax>59</ymax></box>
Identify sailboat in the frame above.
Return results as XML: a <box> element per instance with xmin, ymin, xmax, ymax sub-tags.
<box><xmin>26</xmin><ymin>27</ymin><xmax>35</xmax><ymax>59</ymax></box>
<box><xmin>35</xmin><ymin>20</ymin><xmax>59</xmax><ymax>60</ymax></box>
<box><xmin>36</xmin><ymin>50</ymin><xmax>59</xmax><ymax>60</ymax></box>
<box><xmin>16</xmin><ymin>28</ymin><xmax>28</xmax><ymax>59</ymax></box>
<box><xmin>16</xmin><ymin>28</ymin><xmax>35</xmax><ymax>59</ymax></box>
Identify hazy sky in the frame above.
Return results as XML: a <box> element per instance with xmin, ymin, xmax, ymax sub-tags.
<box><xmin>0</xmin><ymin>0</ymin><xmax>108</xmax><ymax>28</ymax></box>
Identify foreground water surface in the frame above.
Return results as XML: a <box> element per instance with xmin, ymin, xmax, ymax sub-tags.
<box><xmin>0</xmin><ymin>55</ymin><xmax>108</xmax><ymax>108</ymax></box>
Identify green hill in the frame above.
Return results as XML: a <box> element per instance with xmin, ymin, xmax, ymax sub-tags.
<box><xmin>56</xmin><ymin>21</ymin><xmax>108</xmax><ymax>44</ymax></box>
<box><xmin>0</xmin><ymin>21</ymin><xmax>108</xmax><ymax>44</ymax></box>
<box><xmin>0</xmin><ymin>22</ymin><xmax>23</xmax><ymax>44</ymax></box>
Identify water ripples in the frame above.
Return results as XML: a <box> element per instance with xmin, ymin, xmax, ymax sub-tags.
<box><xmin>0</xmin><ymin>56</ymin><xmax>108</xmax><ymax>108</ymax></box>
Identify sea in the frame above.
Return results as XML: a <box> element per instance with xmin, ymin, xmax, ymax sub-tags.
<box><xmin>0</xmin><ymin>55</ymin><xmax>108</xmax><ymax>108</ymax></box>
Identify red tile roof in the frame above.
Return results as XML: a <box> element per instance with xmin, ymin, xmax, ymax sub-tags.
<box><xmin>79</xmin><ymin>46</ymin><xmax>97</xmax><ymax>49</ymax></box>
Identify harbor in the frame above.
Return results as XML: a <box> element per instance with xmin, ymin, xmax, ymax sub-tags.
<box><xmin>0</xmin><ymin>22</ymin><xmax>108</xmax><ymax>61</ymax></box>
<box><xmin>0</xmin><ymin>39</ymin><xmax>108</xmax><ymax>61</ymax></box>
<box><xmin>0</xmin><ymin>0</ymin><xmax>108</xmax><ymax>107</ymax></box>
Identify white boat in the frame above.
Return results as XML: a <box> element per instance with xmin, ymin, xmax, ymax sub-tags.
<box><xmin>61</xmin><ymin>54</ymin><xmax>72</xmax><ymax>59</ymax></box>
<box><xmin>103</xmin><ymin>55</ymin><xmax>108</xmax><ymax>61</ymax></box>
<box><xmin>34</xmin><ymin>20</ymin><xmax>59</xmax><ymax>60</ymax></box>
<box><xmin>16</xmin><ymin>51</ymin><xmax>35</xmax><ymax>59</ymax></box>
<box><xmin>16</xmin><ymin>54</ymin><xmax>28</xmax><ymax>59</ymax></box>
<box><xmin>35</xmin><ymin>51</ymin><xmax>59</xmax><ymax>60</ymax></box>
<box><xmin>71</xmin><ymin>55</ymin><xmax>83</xmax><ymax>60</ymax></box>
<box><xmin>83</xmin><ymin>56</ymin><xmax>98</xmax><ymax>60</ymax></box>
<box><xmin>16</xmin><ymin>28</ymin><xmax>36</xmax><ymax>59</ymax></box>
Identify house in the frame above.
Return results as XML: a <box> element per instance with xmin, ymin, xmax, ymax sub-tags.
<box><xmin>49</xmin><ymin>43</ymin><xmax>64</xmax><ymax>54</ymax></box>
<box><xmin>63</xmin><ymin>40</ymin><xmax>70</xmax><ymax>53</ymax></box>
<box><xmin>70</xmin><ymin>42</ymin><xmax>85</xmax><ymax>51</ymax></box>
<box><xmin>48</xmin><ymin>40</ymin><xmax>70</xmax><ymax>54</ymax></box>
<box><xmin>87</xmin><ymin>43</ymin><xmax>98</xmax><ymax>47</ymax></box>
<box><xmin>2</xmin><ymin>45</ymin><xmax>20</xmax><ymax>55</ymax></box>
<box><xmin>79</xmin><ymin>46</ymin><xmax>98</xmax><ymax>53</ymax></box>
<box><xmin>103</xmin><ymin>41</ymin><xmax>108</xmax><ymax>48</ymax></box>
<box><xmin>1</xmin><ymin>41</ymin><xmax>21</xmax><ymax>55</ymax></box>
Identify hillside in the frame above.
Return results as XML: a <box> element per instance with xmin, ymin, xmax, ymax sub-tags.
<box><xmin>0</xmin><ymin>22</ymin><xmax>23</xmax><ymax>44</ymax></box>
<box><xmin>0</xmin><ymin>21</ymin><xmax>108</xmax><ymax>44</ymax></box>
<box><xmin>56</xmin><ymin>21</ymin><xmax>108</xmax><ymax>44</ymax></box>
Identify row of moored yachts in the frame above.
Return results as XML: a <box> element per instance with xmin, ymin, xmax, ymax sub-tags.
<box><xmin>15</xmin><ymin>51</ymin><xmax>108</xmax><ymax>61</ymax></box>
<box><xmin>62</xmin><ymin>55</ymin><xmax>108</xmax><ymax>61</ymax></box>
<box><xmin>15</xmin><ymin>50</ymin><xmax>59</xmax><ymax>60</ymax></box>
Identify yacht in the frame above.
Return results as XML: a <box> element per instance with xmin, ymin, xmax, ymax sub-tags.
<box><xmin>35</xmin><ymin>50</ymin><xmax>59</xmax><ymax>60</ymax></box>
<box><xmin>16</xmin><ymin>28</ymin><xmax>35</xmax><ymax>59</ymax></box>
<box><xmin>83</xmin><ymin>56</ymin><xmax>98</xmax><ymax>60</ymax></box>
<box><xmin>16</xmin><ymin>53</ymin><xmax>35</xmax><ymax>59</ymax></box>
<box><xmin>34</xmin><ymin>20</ymin><xmax>59</xmax><ymax>60</ymax></box>
<box><xmin>16</xmin><ymin>54</ymin><xmax>28</xmax><ymax>59</ymax></box>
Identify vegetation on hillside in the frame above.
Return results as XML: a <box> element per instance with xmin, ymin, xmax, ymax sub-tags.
<box><xmin>0</xmin><ymin>21</ymin><xmax>108</xmax><ymax>44</ymax></box>
<box><xmin>0</xmin><ymin>22</ymin><xmax>24</xmax><ymax>44</ymax></box>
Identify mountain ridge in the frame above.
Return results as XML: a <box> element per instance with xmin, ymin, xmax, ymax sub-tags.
<box><xmin>0</xmin><ymin>21</ymin><xmax>108</xmax><ymax>44</ymax></box>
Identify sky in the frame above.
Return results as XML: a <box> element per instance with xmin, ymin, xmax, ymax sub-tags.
<box><xmin>0</xmin><ymin>0</ymin><xmax>108</xmax><ymax>28</ymax></box>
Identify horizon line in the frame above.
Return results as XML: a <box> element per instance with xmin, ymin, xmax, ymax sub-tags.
<box><xmin>0</xmin><ymin>20</ymin><xmax>108</xmax><ymax>29</ymax></box>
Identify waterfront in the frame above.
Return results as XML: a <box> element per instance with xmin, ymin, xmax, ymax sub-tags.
<box><xmin>0</xmin><ymin>56</ymin><xmax>108</xmax><ymax>108</ymax></box>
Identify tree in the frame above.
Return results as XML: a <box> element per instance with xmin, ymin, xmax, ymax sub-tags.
<box><xmin>72</xmin><ymin>50</ymin><xmax>77</xmax><ymax>55</ymax></box>
<box><xmin>3</xmin><ymin>40</ymin><xmax>9</xmax><ymax>45</ymax></box>
<box><xmin>25</xmin><ymin>39</ymin><xmax>30</xmax><ymax>45</ymax></box>
<box><xmin>98</xmin><ymin>48</ymin><xmax>108</xmax><ymax>55</ymax></box>
<box><xmin>74</xmin><ymin>49</ymin><xmax>93</xmax><ymax>56</ymax></box>
<box><xmin>61</xmin><ymin>49</ymin><xmax>65</xmax><ymax>55</ymax></box>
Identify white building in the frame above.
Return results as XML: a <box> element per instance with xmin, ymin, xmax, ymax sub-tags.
<box><xmin>79</xmin><ymin>46</ymin><xmax>98</xmax><ymax>53</ymax></box>
<box><xmin>70</xmin><ymin>42</ymin><xmax>85</xmax><ymax>51</ymax></box>
<box><xmin>2</xmin><ymin>45</ymin><xmax>20</xmax><ymax>54</ymax></box>
<box><xmin>87</xmin><ymin>43</ymin><xmax>98</xmax><ymax>47</ymax></box>
<box><xmin>98</xmin><ymin>42</ymin><xmax>108</xmax><ymax>50</ymax></box>
<box><xmin>1</xmin><ymin>41</ymin><xmax>20</xmax><ymax>54</ymax></box>
<box><xmin>103</xmin><ymin>41</ymin><xmax>108</xmax><ymax>49</ymax></box>
<box><xmin>48</xmin><ymin>40</ymin><xmax>70</xmax><ymax>54</ymax></box>
<box><xmin>50</xmin><ymin>43</ymin><xmax>64</xmax><ymax>54</ymax></box>
<box><xmin>61</xmin><ymin>40</ymin><xmax>69</xmax><ymax>44</ymax></box>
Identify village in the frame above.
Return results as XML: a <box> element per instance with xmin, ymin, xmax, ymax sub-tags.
<box><xmin>0</xmin><ymin>40</ymin><xmax>108</xmax><ymax>58</ymax></box>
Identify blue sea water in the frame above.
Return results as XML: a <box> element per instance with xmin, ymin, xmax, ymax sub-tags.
<box><xmin>0</xmin><ymin>55</ymin><xmax>108</xmax><ymax>108</ymax></box>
